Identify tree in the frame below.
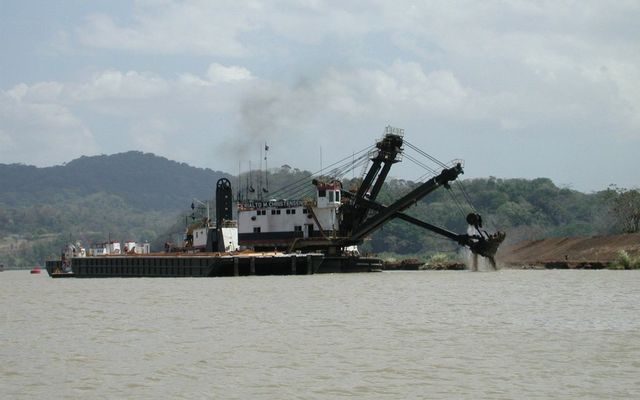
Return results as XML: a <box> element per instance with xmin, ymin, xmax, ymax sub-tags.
<box><xmin>611</xmin><ymin>188</ymin><xmax>640</xmax><ymax>233</ymax></box>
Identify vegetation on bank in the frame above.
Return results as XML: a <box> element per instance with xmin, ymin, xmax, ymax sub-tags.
<box><xmin>0</xmin><ymin>193</ymin><xmax>176</xmax><ymax>268</ymax></box>
<box><xmin>423</xmin><ymin>253</ymin><xmax>454</xmax><ymax>269</ymax></box>
<box><xmin>608</xmin><ymin>250</ymin><xmax>640</xmax><ymax>270</ymax></box>
<box><xmin>1</xmin><ymin>152</ymin><xmax>639</xmax><ymax>268</ymax></box>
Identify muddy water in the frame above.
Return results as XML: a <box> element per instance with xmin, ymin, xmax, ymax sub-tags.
<box><xmin>1</xmin><ymin>270</ymin><xmax>639</xmax><ymax>399</ymax></box>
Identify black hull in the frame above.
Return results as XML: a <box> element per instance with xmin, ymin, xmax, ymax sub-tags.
<box><xmin>317</xmin><ymin>256</ymin><xmax>384</xmax><ymax>273</ymax></box>
<box><xmin>45</xmin><ymin>253</ymin><xmax>382</xmax><ymax>278</ymax></box>
<box><xmin>50</xmin><ymin>272</ymin><xmax>76</xmax><ymax>278</ymax></box>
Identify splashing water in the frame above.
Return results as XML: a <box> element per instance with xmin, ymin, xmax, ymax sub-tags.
<box><xmin>462</xmin><ymin>225</ymin><xmax>499</xmax><ymax>271</ymax></box>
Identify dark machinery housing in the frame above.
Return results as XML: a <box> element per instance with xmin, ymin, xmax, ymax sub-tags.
<box><xmin>287</xmin><ymin>129</ymin><xmax>506</xmax><ymax>268</ymax></box>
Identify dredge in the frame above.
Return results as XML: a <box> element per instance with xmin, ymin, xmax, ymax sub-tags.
<box><xmin>46</xmin><ymin>127</ymin><xmax>504</xmax><ymax>278</ymax></box>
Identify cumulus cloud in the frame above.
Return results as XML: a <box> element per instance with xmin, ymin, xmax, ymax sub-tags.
<box><xmin>0</xmin><ymin>87</ymin><xmax>97</xmax><ymax>166</ymax></box>
<box><xmin>74</xmin><ymin>1</ymin><xmax>378</xmax><ymax>56</ymax></box>
<box><xmin>206</xmin><ymin>63</ymin><xmax>254</xmax><ymax>83</ymax></box>
<box><xmin>73</xmin><ymin>70</ymin><xmax>170</xmax><ymax>101</ymax></box>
<box><xmin>129</xmin><ymin>118</ymin><xmax>173</xmax><ymax>155</ymax></box>
<box><xmin>238</xmin><ymin>62</ymin><xmax>473</xmax><ymax>128</ymax></box>
<box><xmin>0</xmin><ymin>63</ymin><xmax>258</xmax><ymax>166</ymax></box>
<box><xmin>76</xmin><ymin>2</ymin><xmax>254</xmax><ymax>56</ymax></box>
<box><xmin>302</xmin><ymin>63</ymin><xmax>468</xmax><ymax>115</ymax></box>
<box><xmin>223</xmin><ymin>61</ymin><xmax>477</xmax><ymax>163</ymax></box>
<box><xmin>69</xmin><ymin>1</ymin><xmax>640</xmax><ymax>137</ymax></box>
<box><xmin>4</xmin><ymin>0</ymin><xmax>640</xmax><ymax>189</ymax></box>
<box><xmin>179</xmin><ymin>63</ymin><xmax>254</xmax><ymax>87</ymax></box>
<box><xmin>6</xmin><ymin>82</ymin><xmax>65</xmax><ymax>103</ymax></box>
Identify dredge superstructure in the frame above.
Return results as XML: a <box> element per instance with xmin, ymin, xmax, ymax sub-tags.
<box><xmin>47</xmin><ymin>127</ymin><xmax>504</xmax><ymax>278</ymax></box>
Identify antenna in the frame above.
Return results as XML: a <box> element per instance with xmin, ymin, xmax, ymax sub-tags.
<box><xmin>248</xmin><ymin>161</ymin><xmax>255</xmax><ymax>196</ymax></box>
<box><xmin>258</xmin><ymin>145</ymin><xmax>263</xmax><ymax>200</ymax></box>
<box><xmin>264</xmin><ymin>142</ymin><xmax>269</xmax><ymax>194</ymax></box>
<box><xmin>320</xmin><ymin>146</ymin><xmax>323</xmax><ymax>179</ymax></box>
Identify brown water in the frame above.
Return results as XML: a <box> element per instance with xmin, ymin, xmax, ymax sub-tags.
<box><xmin>1</xmin><ymin>270</ymin><xmax>639</xmax><ymax>399</ymax></box>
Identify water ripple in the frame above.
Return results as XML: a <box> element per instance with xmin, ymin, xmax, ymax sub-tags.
<box><xmin>1</xmin><ymin>270</ymin><xmax>639</xmax><ymax>399</ymax></box>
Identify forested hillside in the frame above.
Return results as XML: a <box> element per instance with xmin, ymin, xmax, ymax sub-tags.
<box><xmin>0</xmin><ymin>151</ymin><xmax>230</xmax><ymax>210</ymax></box>
<box><xmin>363</xmin><ymin>177</ymin><xmax>619</xmax><ymax>255</ymax></box>
<box><xmin>1</xmin><ymin>154</ymin><xmax>637</xmax><ymax>268</ymax></box>
<box><xmin>0</xmin><ymin>152</ymin><xmax>230</xmax><ymax>268</ymax></box>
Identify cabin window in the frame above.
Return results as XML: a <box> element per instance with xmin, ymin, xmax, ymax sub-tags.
<box><xmin>261</xmin><ymin>210</ymin><xmax>267</xmax><ymax>215</ymax></box>
<box><xmin>335</xmin><ymin>191</ymin><xmax>340</xmax><ymax>202</ymax></box>
<box><xmin>294</xmin><ymin>226</ymin><xmax>302</xmax><ymax>232</ymax></box>
<box><xmin>271</xmin><ymin>209</ymin><xmax>276</xmax><ymax>215</ymax></box>
<box><xmin>277</xmin><ymin>209</ymin><xmax>281</xmax><ymax>215</ymax></box>
<box><xmin>291</xmin><ymin>209</ymin><xmax>296</xmax><ymax>214</ymax></box>
<box><xmin>286</xmin><ymin>209</ymin><xmax>291</xmax><ymax>214</ymax></box>
<box><xmin>328</xmin><ymin>191</ymin><xmax>334</xmax><ymax>202</ymax></box>
<box><xmin>253</xmin><ymin>227</ymin><xmax>261</xmax><ymax>233</ymax></box>
<box><xmin>302</xmin><ymin>208</ymin><xmax>308</xmax><ymax>214</ymax></box>
<box><xmin>318</xmin><ymin>189</ymin><xmax>326</xmax><ymax>197</ymax></box>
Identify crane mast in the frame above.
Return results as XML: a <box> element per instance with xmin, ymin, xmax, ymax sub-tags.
<box><xmin>340</xmin><ymin>131</ymin><xmax>404</xmax><ymax>237</ymax></box>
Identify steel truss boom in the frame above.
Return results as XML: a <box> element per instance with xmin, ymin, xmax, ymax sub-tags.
<box><xmin>343</xmin><ymin>192</ymin><xmax>505</xmax><ymax>259</ymax></box>
<box><xmin>288</xmin><ymin>129</ymin><xmax>505</xmax><ymax>260</ymax></box>
<box><xmin>345</xmin><ymin>163</ymin><xmax>464</xmax><ymax>244</ymax></box>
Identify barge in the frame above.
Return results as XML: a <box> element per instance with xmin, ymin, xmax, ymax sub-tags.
<box><xmin>46</xmin><ymin>252</ymin><xmax>384</xmax><ymax>278</ymax></box>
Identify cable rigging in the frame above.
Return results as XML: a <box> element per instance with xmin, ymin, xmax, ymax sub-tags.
<box><xmin>263</xmin><ymin>144</ymin><xmax>375</xmax><ymax>200</ymax></box>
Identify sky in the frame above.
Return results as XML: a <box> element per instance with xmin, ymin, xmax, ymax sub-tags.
<box><xmin>1</xmin><ymin>0</ymin><xmax>639</xmax><ymax>192</ymax></box>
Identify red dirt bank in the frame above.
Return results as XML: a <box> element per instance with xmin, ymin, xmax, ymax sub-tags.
<box><xmin>498</xmin><ymin>233</ymin><xmax>640</xmax><ymax>268</ymax></box>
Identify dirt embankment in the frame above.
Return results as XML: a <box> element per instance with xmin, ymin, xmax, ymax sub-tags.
<box><xmin>498</xmin><ymin>233</ymin><xmax>640</xmax><ymax>268</ymax></box>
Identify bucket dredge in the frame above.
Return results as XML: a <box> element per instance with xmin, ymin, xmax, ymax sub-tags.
<box><xmin>463</xmin><ymin>213</ymin><xmax>506</xmax><ymax>270</ymax></box>
<box><xmin>288</xmin><ymin>126</ymin><xmax>506</xmax><ymax>269</ymax></box>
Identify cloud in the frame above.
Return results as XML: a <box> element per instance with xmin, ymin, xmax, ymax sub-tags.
<box><xmin>6</xmin><ymin>82</ymin><xmax>65</xmax><ymax>103</ymax></box>
<box><xmin>4</xmin><ymin>0</ymin><xmax>640</xmax><ymax>190</ymax></box>
<box><xmin>73</xmin><ymin>1</ymin><xmax>378</xmax><ymax>56</ymax></box>
<box><xmin>580</xmin><ymin>60</ymin><xmax>640</xmax><ymax>134</ymax></box>
<box><xmin>76</xmin><ymin>2</ymin><xmax>254</xmax><ymax>56</ymax></box>
<box><xmin>68</xmin><ymin>1</ymin><xmax>640</xmax><ymax>136</ymax></box>
<box><xmin>222</xmin><ymin>61</ymin><xmax>476</xmax><ymax>164</ymax></box>
<box><xmin>74</xmin><ymin>70</ymin><xmax>170</xmax><ymax>101</ymax></box>
<box><xmin>0</xmin><ymin>63</ymin><xmax>257</xmax><ymax>167</ymax></box>
<box><xmin>234</xmin><ymin>61</ymin><xmax>474</xmax><ymax>130</ymax></box>
<box><xmin>179</xmin><ymin>63</ymin><xmax>254</xmax><ymax>87</ymax></box>
<box><xmin>325</xmin><ymin>62</ymin><xmax>471</xmax><ymax>117</ymax></box>
<box><xmin>129</xmin><ymin>118</ymin><xmax>173</xmax><ymax>155</ymax></box>
<box><xmin>67</xmin><ymin>1</ymin><xmax>640</xmax><ymax>137</ymax></box>
<box><xmin>0</xmin><ymin>87</ymin><xmax>97</xmax><ymax>166</ymax></box>
<box><xmin>206</xmin><ymin>63</ymin><xmax>254</xmax><ymax>83</ymax></box>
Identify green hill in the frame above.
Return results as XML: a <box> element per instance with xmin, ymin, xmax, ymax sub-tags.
<box><xmin>0</xmin><ymin>152</ymin><xmax>230</xmax><ymax>268</ymax></box>
<box><xmin>0</xmin><ymin>151</ymin><xmax>230</xmax><ymax>210</ymax></box>
<box><xmin>0</xmin><ymin>152</ymin><xmax>635</xmax><ymax>269</ymax></box>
